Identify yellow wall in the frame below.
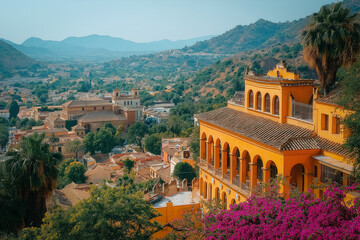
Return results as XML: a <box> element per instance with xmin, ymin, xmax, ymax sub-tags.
<box><xmin>152</xmin><ymin>202</ymin><xmax>200</xmax><ymax>239</ymax></box>
<box><xmin>314</xmin><ymin>101</ymin><xmax>348</xmax><ymax>144</ymax></box>
<box><xmin>267</xmin><ymin>67</ymin><xmax>299</xmax><ymax>80</ymax></box>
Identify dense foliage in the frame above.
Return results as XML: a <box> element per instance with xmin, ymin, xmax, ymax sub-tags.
<box><xmin>19</xmin><ymin>185</ymin><xmax>162</xmax><ymax>240</ymax></box>
<box><xmin>57</xmin><ymin>159</ymin><xmax>87</xmax><ymax>189</ymax></box>
<box><xmin>173</xmin><ymin>162</ymin><xmax>196</xmax><ymax>182</ymax></box>
<box><xmin>1</xmin><ymin>133</ymin><xmax>62</xmax><ymax>230</ymax></box>
<box><xmin>205</xmin><ymin>186</ymin><xmax>360</xmax><ymax>240</ymax></box>
<box><xmin>302</xmin><ymin>2</ymin><xmax>360</xmax><ymax>94</ymax></box>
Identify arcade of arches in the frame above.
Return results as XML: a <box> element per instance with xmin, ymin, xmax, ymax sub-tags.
<box><xmin>199</xmin><ymin>128</ymin><xmax>315</xmax><ymax>209</ymax></box>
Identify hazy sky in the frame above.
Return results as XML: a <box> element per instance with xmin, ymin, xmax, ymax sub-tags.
<box><xmin>1</xmin><ymin>0</ymin><xmax>338</xmax><ymax>44</ymax></box>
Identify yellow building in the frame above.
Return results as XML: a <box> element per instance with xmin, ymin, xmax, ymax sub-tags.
<box><xmin>196</xmin><ymin>61</ymin><xmax>356</xmax><ymax>209</ymax></box>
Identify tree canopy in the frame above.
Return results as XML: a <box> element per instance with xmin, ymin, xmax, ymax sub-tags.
<box><xmin>173</xmin><ymin>162</ymin><xmax>196</xmax><ymax>182</ymax></box>
<box><xmin>302</xmin><ymin>2</ymin><xmax>360</xmax><ymax>94</ymax></box>
<box><xmin>9</xmin><ymin>101</ymin><xmax>19</xmax><ymax>120</ymax></box>
<box><xmin>19</xmin><ymin>185</ymin><xmax>162</xmax><ymax>240</ymax></box>
<box><xmin>144</xmin><ymin>134</ymin><xmax>161</xmax><ymax>155</ymax></box>
<box><xmin>127</xmin><ymin>122</ymin><xmax>148</xmax><ymax>148</ymax></box>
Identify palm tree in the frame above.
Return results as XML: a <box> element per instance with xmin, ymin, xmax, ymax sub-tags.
<box><xmin>302</xmin><ymin>2</ymin><xmax>360</xmax><ymax>95</ymax></box>
<box><xmin>4</xmin><ymin>132</ymin><xmax>62</xmax><ymax>228</ymax></box>
<box><xmin>65</xmin><ymin>140</ymin><xmax>84</xmax><ymax>160</ymax></box>
<box><xmin>48</xmin><ymin>133</ymin><xmax>59</xmax><ymax>152</ymax></box>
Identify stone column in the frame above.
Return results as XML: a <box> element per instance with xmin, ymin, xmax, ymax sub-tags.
<box><xmin>240</xmin><ymin>158</ymin><xmax>247</xmax><ymax>184</ymax></box>
<box><xmin>230</xmin><ymin>153</ymin><xmax>237</xmax><ymax>183</ymax></box>
<box><xmin>214</xmin><ymin>145</ymin><xmax>220</xmax><ymax>169</ymax></box>
<box><xmin>249</xmin><ymin>162</ymin><xmax>257</xmax><ymax>191</ymax></box>
<box><xmin>262</xmin><ymin>167</ymin><xmax>270</xmax><ymax>183</ymax></box>
<box><xmin>222</xmin><ymin>149</ymin><xmax>228</xmax><ymax>176</ymax></box>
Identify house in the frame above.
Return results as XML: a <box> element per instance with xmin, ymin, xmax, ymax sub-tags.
<box><xmin>112</xmin><ymin>88</ymin><xmax>144</xmax><ymax>121</ymax></box>
<box><xmin>196</xmin><ymin>61</ymin><xmax>356</xmax><ymax>209</ymax></box>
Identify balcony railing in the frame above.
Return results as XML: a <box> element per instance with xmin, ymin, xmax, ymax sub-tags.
<box><xmin>200</xmin><ymin>160</ymin><xmax>253</xmax><ymax>196</ymax></box>
<box><xmin>229</xmin><ymin>91</ymin><xmax>245</xmax><ymax>106</ymax></box>
<box><xmin>291</xmin><ymin>101</ymin><xmax>313</xmax><ymax>122</ymax></box>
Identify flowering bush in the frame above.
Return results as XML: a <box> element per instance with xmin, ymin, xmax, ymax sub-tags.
<box><xmin>205</xmin><ymin>186</ymin><xmax>360</xmax><ymax>240</ymax></box>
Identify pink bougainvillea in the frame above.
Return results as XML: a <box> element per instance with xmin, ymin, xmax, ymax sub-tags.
<box><xmin>205</xmin><ymin>186</ymin><xmax>360</xmax><ymax>240</ymax></box>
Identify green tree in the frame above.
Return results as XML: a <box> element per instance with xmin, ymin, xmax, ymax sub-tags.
<box><xmin>144</xmin><ymin>134</ymin><xmax>161</xmax><ymax>155</ymax></box>
<box><xmin>302</xmin><ymin>2</ymin><xmax>360</xmax><ymax>95</ymax></box>
<box><xmin>9</xmin><ymin>101</ymin><xmax>19</xmax><ymax>119</ymax></box>
<box><xmin>84</xmin><ymin>132</ymin><xmax>96</xmax><ymax>155</ymax></box>
<box><xmin>65</xmin><ymin>140</ymin><xmax>84</xmax><ymax>160</ymax></box>
<box><xmin>337</xmin><ymin>62</ymin><xmax>360</xmax><ymax>181</ymax></box>
<box><xmin>167</xmin><ymin>115</ymin><xmax>182</xmax><ymax>136</ymax></box>
<box><xmin>19</xmin><ymin>185</ymin><xmax>162</xmax><ymax>239</ymax></box>
<box><xmin>190</xmin><ymin>125</ymin><xmax>200</xmax><ymax>160</ymax></box>
<box><xmin>3</xmin><ymin>132</ymin><xmax>63</xmax><ymax>227</ymax></box>
<box><xmin>126</xmin><ymin>122</ymin><xmax>148</xmax><ymax>148</ymax></box>
<box><xmin>103</xmin><ymin>122</ymin><xmax>116</xmax><ymax>135</ymax></box>
<box><xmin>0</xmin><ymin>124</ymin><xmax>9</xmax><ymax>150</ymax></box>
<box><xmin>122</xmin><ymin>158</ymin><xmax>135</xmax><ymax>173</ymax></box>
<box><xmin>94</xmin><ymin>127</ymin><xmax>116</xmax><ymax>154</ymax></box>
<box><xmin>48</xmin><ymin>133</ymin><xmax>59</xmax><ymax>152</ymax></box>
<box><xmin>64</xmin><ymin>161</ymin><xmax>87</xmax><ymax>184</ymax></box>
<box><xmin>173</xmin><ymin>162</ymin><xmax>196</xmax><ymax>183</ymax></box>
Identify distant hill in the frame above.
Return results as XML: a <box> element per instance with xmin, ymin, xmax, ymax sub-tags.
<box><xmin>0</xmin><ymin>40</ymin><xmax>36</xmax><ymax>75</ymax></box>
<box><xmin>3</xmin><ymin>35</ymin><xmax>214</xmax><ymax>62</ymax></box>
<box><xmin>185</xmin><ymin>0</ymin><xmax>360</xmax><ymax>54</ymax></box>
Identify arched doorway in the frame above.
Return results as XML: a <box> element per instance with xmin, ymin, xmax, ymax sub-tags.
<box><xmin>207</xmin><ymin>135</ymin><xmax>214</xmax><ymax>164</ymax></box>
<box><xmin>231</xmin><ymin>199</ymin><xmax>236</xmax><ymax>206</ymax></box>
<box><xmin>290</xmin><ymin>164</ymin><xmax>305</xmax><ymax>192</ymax></box>
<box><xmin>215</xmin><ymin>187</ymin><xmax>220</xmax><ymax>202</ymax></box>
<box><xmin>201</xmin><ymin>133</ymin><xmax>207</xmax><ymax>160</ymax></box>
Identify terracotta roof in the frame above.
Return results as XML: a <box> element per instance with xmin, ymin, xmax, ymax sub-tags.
<box><xmin>63</xmin><ymin>99</ymin><xmax>112</xmax><ymax>107</ymax></box>
<box><xmin>316</xmin><ymin>136</ymin><xmax>352</xmax><ymax>158</ymax></box>
<box><xmin>315</xmin><ymin>90</ymin><xmax>340</xmax><ymax>105</ymax></box>
<box><xmin>196</xmin><ymin>107</ymin><xmax>314</xmax><ymax>151</ymax></box>
<box><xmin>59</xmin><ymin>182</ymin><xmax>90</xmax><ymax>206</ymax></box>
<box><xmin>162</xmin><ymin>146</ymin><xmax>178</xmax><ymax>156</ymax></box>
<box><xmin>72</xmin><ymin>124</ymin><xmax>85</xmax><ymax>130</ymax></box>
<box><xmin>196</xmin><ymin>107</ymin><xmax>353</xmax><ymax>157</ymax></box>
<box><xmin>77</xmin><ymin>111</ymin><xmax>126</xmax><ymax>123</ymax></box>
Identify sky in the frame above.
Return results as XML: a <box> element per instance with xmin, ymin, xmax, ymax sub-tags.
<box><xmin>0</xmin><ymin>0</ymin><xmax>338</xmax><ymax>44</ymax></box>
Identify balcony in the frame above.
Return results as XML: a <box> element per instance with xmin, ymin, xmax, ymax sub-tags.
<box><xmin>199</xmin><ymin>159</ymin><xmax>252</xmax><ymax>197</ymax></box>
<box><xmin>291</xmin><ymin>101</ymin><xmax>313</xmax><ymax>122</ymax></box>
<box><xmin>229</xmin><ymin>91</ymin><xmax>245</xmax><ymax>106</ymax></box>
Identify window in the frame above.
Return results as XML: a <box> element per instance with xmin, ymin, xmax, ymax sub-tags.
<box><xmin>82</xmin><ymin>107</ymin><xmax>84</xmax><ymax>111</ymax></box>
<box><xmin>256</xmin><ymin>92</ymin><xmax>262</xmax><ymax>110</ymax></box>
<box><xmin>321</xmin><ymin>165</ymin><xmax>342</xmax><ymax>184</ymax></box>
<box><xmin>264</xmin><ymin>94</ymin><xmax>270</xmax><ymax>113</ymax></box>
<box><xmin>321</xmin><ymin>114</ymin><xmax>329</xmax><ymax>130</ymax></box>
<box><xmin>274</xmin><ymin>96</ymin><xmax>279</xmax><ymax>115</ymax></box>
<box><xmin>124</xmin><ymin>101</ymin><xmax>126</xmax><ymax>105</ymax></box>
<box><xmin>131</xmin><ymin>101</ymin><xmax>132</xmax><ymax>105</ymax></box>
<box><xmin>94</xmin><ymin>107</ymin><xmax>96</xmax><ymax>110</ymax></box>
<box><xmin>102</xmin><ymin>106</ymin><xmax>104</xmax><ymax>110</ymax></box>
<box><xmin>257</xmin><ymin>157</ymin><xmax>263</xmax><ymax>181</ymax></box>
<box><xmin>248</xmin><ymin>90</ymin><xmax>254</xmax><ymax>108</ymax></box>
<box><xmin>332</xmin><ymin>116</ymin><xmax>341</xmax><ymax>134</ymax></box>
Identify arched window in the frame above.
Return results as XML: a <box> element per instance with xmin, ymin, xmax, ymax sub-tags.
<box><xmin>236</xmin><ymin>149</ymin><xmax>240</xmax><ymax>171</ymax></box>
<box><xmin>274</xmin><ymin>96</ymin><xmax>279</xmax><ymax>115</ymax></box>
<box><xmin>226</xmin><ymin>145</ymin><xmax>230</xmax><ymax>170</ymax></box>
<box><xmin>248</xmin><ymin>90</ymin><xmax>254</xmax><ymax>108</ymax></box>
<box><xmin>270</xmin><ymin>162</ymin><xmax>278</xmax><ymax>179</ymax></box>
<box><xmin>265</xmin><ymin>94</ymin><xmax>270</xmax><ymax>113</ymax></box>
<box><xmin>218</xmin><ymin>141</ymin><xmax>222</xmax><ymax>169</ymax></box>
<box><xmin>256</xmin><ymin>92</ymin><xmax>262</xmax><ymax>110</ymax></box>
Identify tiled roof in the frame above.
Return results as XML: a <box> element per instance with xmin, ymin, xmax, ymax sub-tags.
<box><xmin>63</xmin><ymin>99</ymin><xmax>112</xmax><ymax>107</ymax></box>
<box><xmin>315</xmin><ymin>90</ymin><xmax>340</xmax><ymax>105</ymax></box>
<box><xmin>196</xmin><ymin>107</ymin><xmax>314</xmax><ymax>151</ymax></box>
<box><xmin>196</xmin><ymin>107</ymin><xmax>353</xmax><ymax>156</ymax></box>
<box><xmin>77</xmin><ymin>111</ymin><xmax>126</xmax><ymax>123</ymax></box>
<box><xmin>316</xmin><ymin>136</ymin><xmax>352</xmax><ymax>158</ymax></box>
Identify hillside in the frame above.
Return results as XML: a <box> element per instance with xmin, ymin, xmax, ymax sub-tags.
<box><xmin>4</xmin><ymin>35</ymin><xmax>214</xmax><ymax>62</ymax></box>
<box><xmin>105</xmin><ymin>0</ymin><xmax>359</xmax><ymax>94</ymax></box>
<box><xmin>0</xmin><ymin>40</ymin><xmax>37</xmax><ymax>76</ymax></box>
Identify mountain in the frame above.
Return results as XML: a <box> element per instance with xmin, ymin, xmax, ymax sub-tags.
<box><xmin>3</xmin><ymin>34</ymin><xmax>214</xmax><ymax>62</ymax></box>
<box><xmin>0</xmin><ymin>39</ymin><xmax>36</xmax><ymax>75</ymax></box>
<box><xmin>61</xmin><ymin>34</ymin><xmax>213</xmax><ymax>52</ymax></box>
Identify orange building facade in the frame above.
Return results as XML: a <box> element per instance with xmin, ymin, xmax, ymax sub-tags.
<box><xmin>196</xmin><ymin>61</ymin><xmax>356</xmax><ymax>209</ymax></box>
